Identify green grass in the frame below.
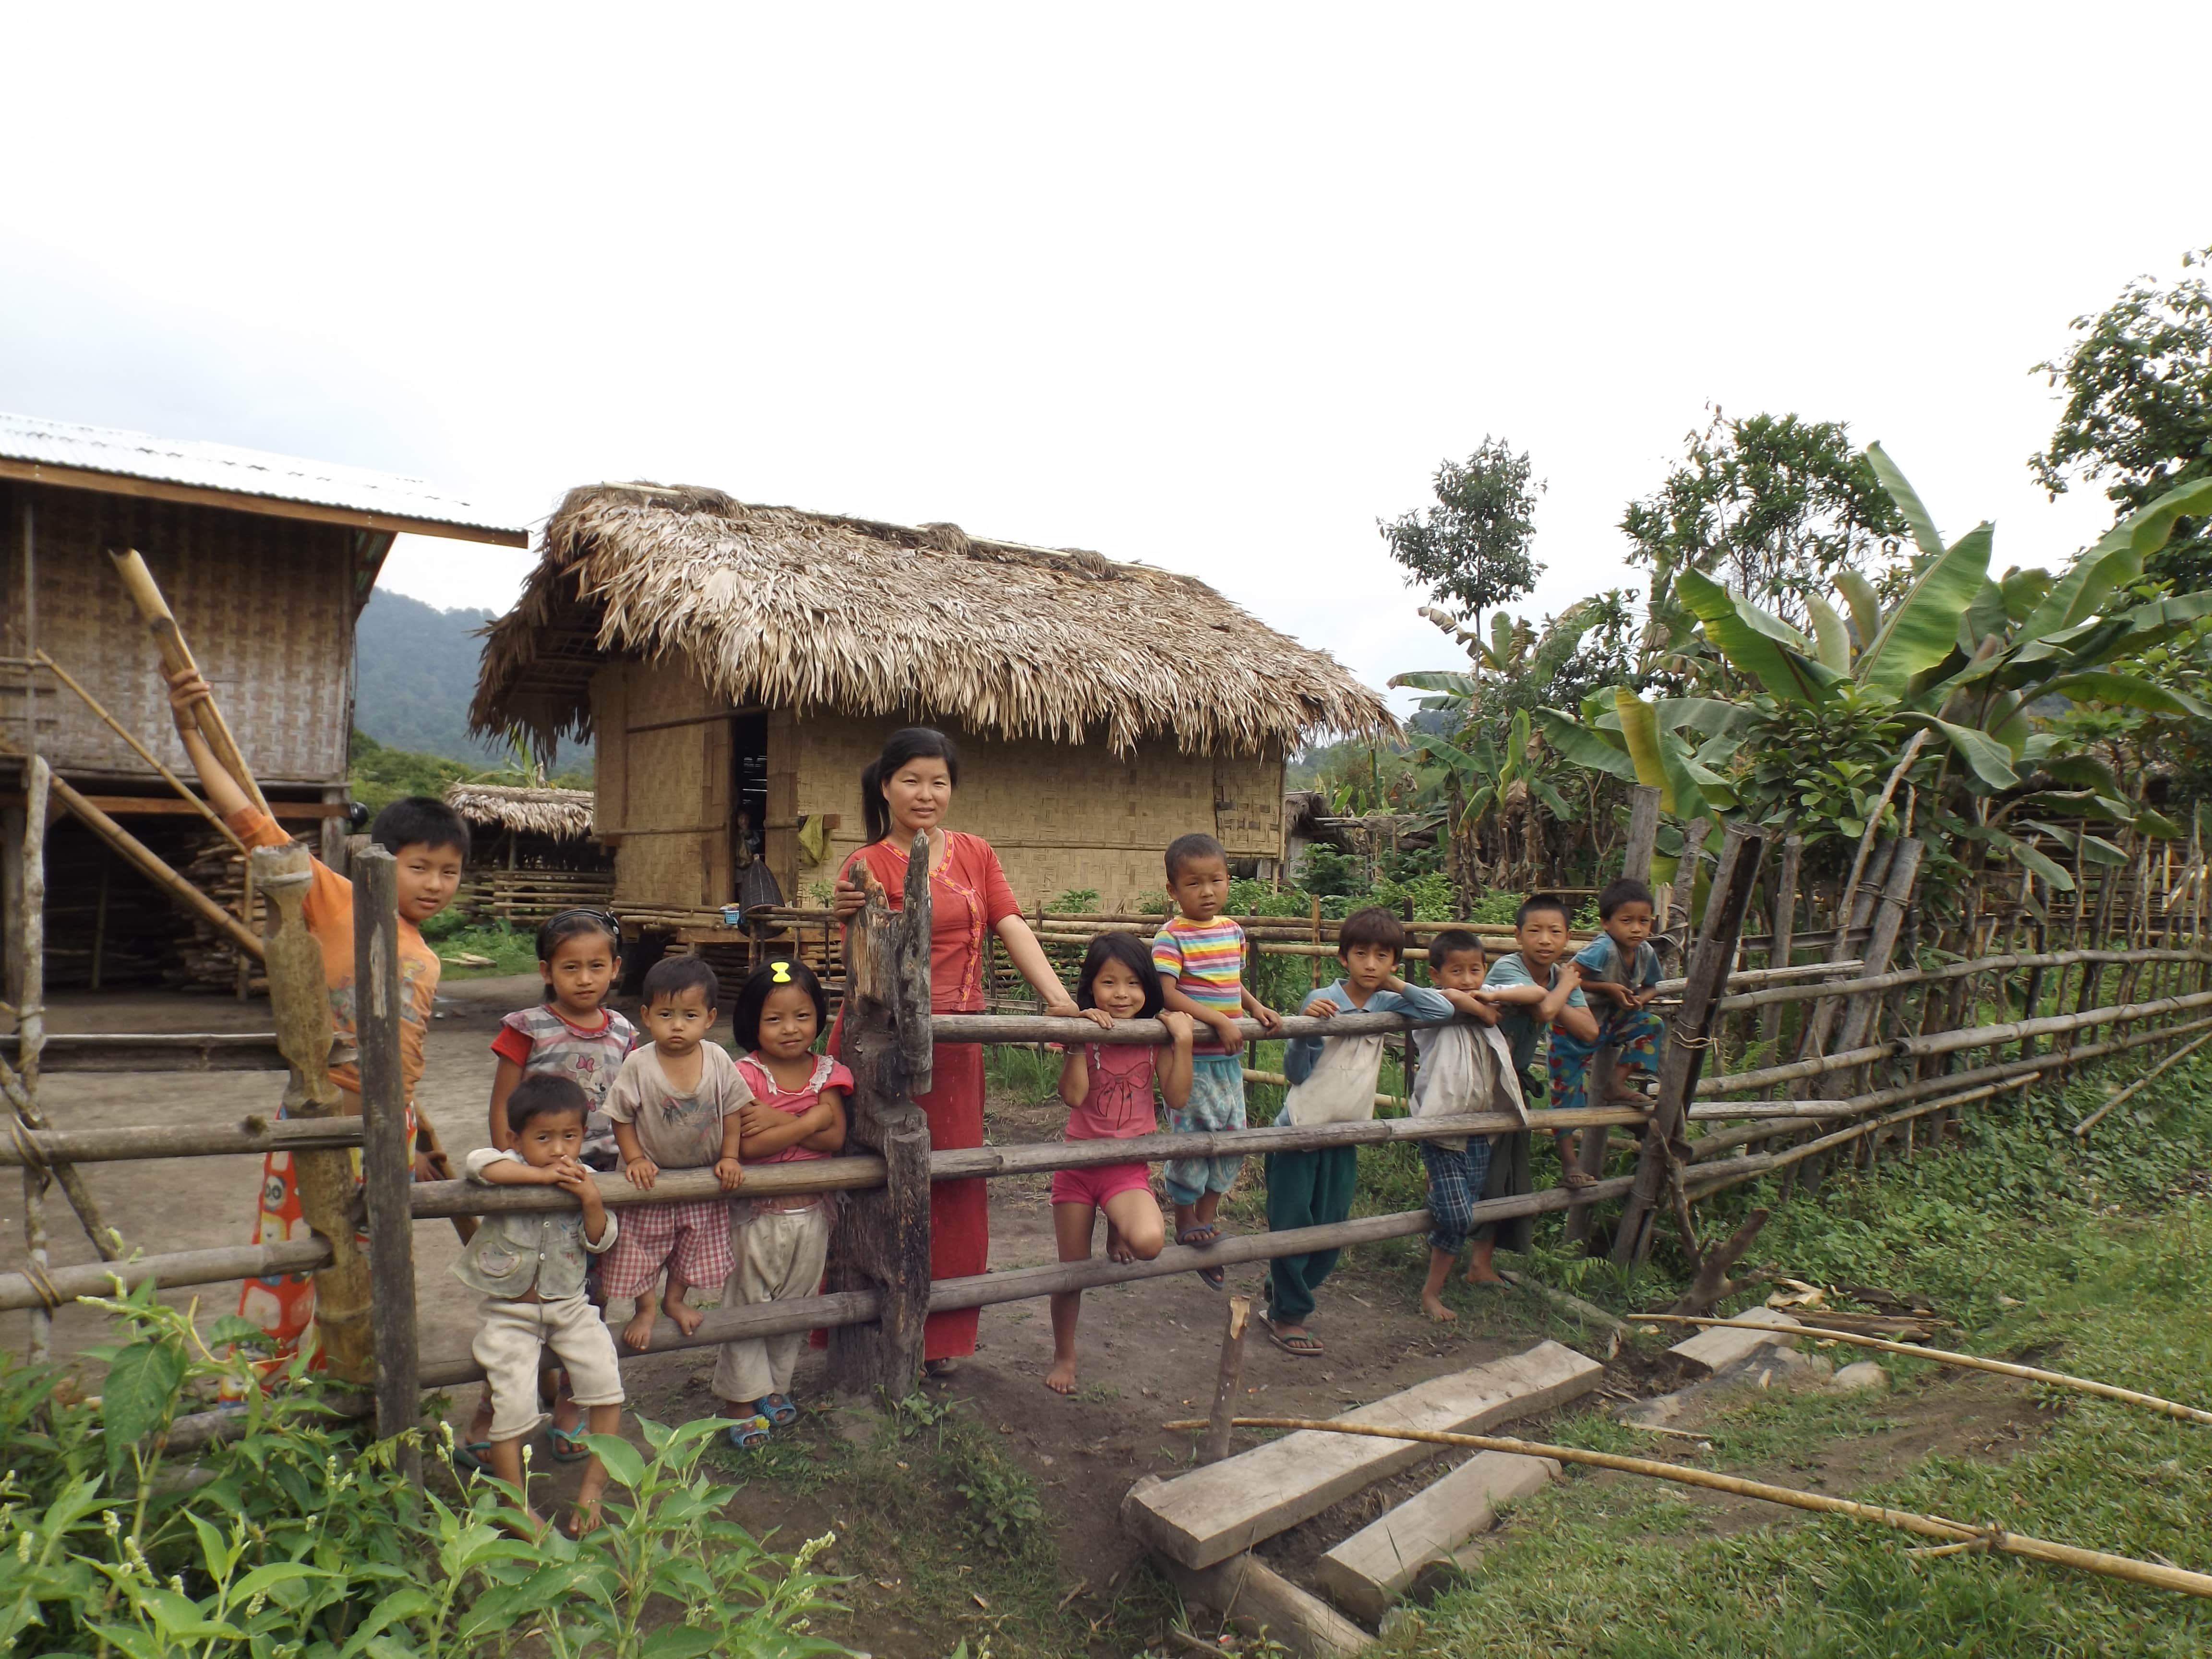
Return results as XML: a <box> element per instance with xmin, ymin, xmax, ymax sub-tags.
<box><xmin>420</xmin><ymin>917</ymin><xmax>541</xmax><ymax>978</ymax></box>
<box><xmin>1375</xmin><ymin>1051</ymin><xmax>2212</xmax><ymax>1659</ymax></box>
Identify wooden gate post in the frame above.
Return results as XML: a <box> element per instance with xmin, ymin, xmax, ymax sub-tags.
<box><xmin>252</xmin><ymin>842</ymin><xmax>374</xmax><ymax>1383</ymax></box>
<box><xmin>353</xmin><ymin>849</ymin><xmax>420</xmax><ymax>1477</ymax></box>
<box><xmin>825</xmin><ymin>834</ymin><xmax>934</xmax><ymax>1397</ymax></box>
<box><xmin>1611</xmin><ymin>821</ymin><xmax>1765</xmax><ymax>1268</ymax></box>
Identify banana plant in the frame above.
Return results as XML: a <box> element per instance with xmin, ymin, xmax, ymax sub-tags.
<box><xmin>1406</xmin><ymin>708</ymin><xmax>1575</xmax><ymax>889</ymax></box>
<box><xmin>1391</xmin><ymin>597</ymin><xmax>1611</xmax><ymax>720</ymax></box>
<box><xmin>1539</xmin><ymin>455</ymin><xmax>2212</xmax><ymax>891</ymax></box>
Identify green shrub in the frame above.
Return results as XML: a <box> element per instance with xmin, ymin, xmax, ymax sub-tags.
<box><xmin>0</xmin><ymin>1288</ymin><xmax>850</xmax><ymax>1658</ymax></box>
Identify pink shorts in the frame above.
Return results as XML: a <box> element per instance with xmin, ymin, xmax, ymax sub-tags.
<box><xmin>598</xmin><ymin>1197</ymin><xmax>734</xmax><ymax>1298</ymax></box>
<box><xmin>1050</xmin><ymin>1160</ymin><xmax>1154</xmax><ymax>1209</ymax></box>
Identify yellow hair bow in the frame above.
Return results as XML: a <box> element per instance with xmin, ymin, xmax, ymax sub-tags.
<box><xmin>771</xmin><ymin>961</ymin><xmax>793</xmax><ymax>984</ymax></box>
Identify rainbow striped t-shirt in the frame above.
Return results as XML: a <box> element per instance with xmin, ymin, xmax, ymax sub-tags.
<box><xmin>1152</xmin><ymin>914</ymin><xmax>1248</xmax><ymax>1055</ymax></box>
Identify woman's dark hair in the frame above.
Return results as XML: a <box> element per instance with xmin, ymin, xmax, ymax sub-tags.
<box><xmin>1075</xmin><ymin>932</ymin><xmax>1164</xmax><ymax>1021</ymax></box>
<box><xmin>370</xmin><ymin>795</ymin><xmax>470</xmax><ymax>860</ymax></box>
<box><xmin>861</xmin><ymin>726</ymin><xmax>960</xmax><ymax>844</ymax></box>
<box><xmin>734</xmin><ymin>958</ymin><xmax>829</xmax><ymax>1053</ymax></box>
<box><xmin>535</xmin><ymin>908</ymin><xmax>622</xmax><ymax>1003</ymax></box>
<box><xmin>507</xmin><ymin>1072</ymin><xmax>589</xmax><ymax>1134</ymax></box>
<box><xmin>1338</xmin><ymin>906</ymin><xmax>1406</xmax><ymax>962</ymax></box>
<box><xmin>641</xmin><ymin>955</ymin><xmax>720</xmax><ymax>1010</ymax></box>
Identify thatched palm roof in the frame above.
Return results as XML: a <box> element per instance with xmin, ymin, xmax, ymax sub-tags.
<box><xmin>442</xmin><ymin>782</ymin><xmax>596</xmax><ymax>840</ymax></box>
<box><xmin>471</xmin><ymin>483</ymin><xmax>1396</xmax><ymax>757</ymax></box>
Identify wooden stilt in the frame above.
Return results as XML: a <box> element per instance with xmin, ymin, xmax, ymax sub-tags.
<box><xmin>1202</xmin><ymin>1293</ymin><xmax>1252</xmax><ymax>1464</ymax></box>
<box><xmin>354</xmin><ymin>850</ymin><xmax>420</xmax><ymax>1477</ymax></box>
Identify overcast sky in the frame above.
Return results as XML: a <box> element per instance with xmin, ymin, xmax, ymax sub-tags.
<box><xmin>5</xmin><ymin>5</ymin><xmax>2207</xmax><ymax>719</ymax></box>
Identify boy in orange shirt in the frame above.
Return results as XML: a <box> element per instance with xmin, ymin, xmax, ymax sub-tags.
<box><xmin>168</xmin><ymin>668</ymin><xmax>469</xmax><ymax>1363</ymax></box>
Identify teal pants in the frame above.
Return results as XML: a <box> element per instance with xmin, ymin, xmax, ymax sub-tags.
<box><xmin>1265</xmin><ymin>1145</ymin><xmax>1358</xmax><ymax>1325</ymax></box>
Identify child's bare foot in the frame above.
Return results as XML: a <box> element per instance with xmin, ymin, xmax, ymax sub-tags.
<box><xmin>1466</xmin><ymin>1263</ymin><xmax>1506</xmax><ymax>1285</ymax></box>
<box><xmin>1420</xmin><ymin>1290</ymin><xmax>1458</xmax><ymax>1322</ymax></box>
<box><xmin>661</xmin><ymin>1283</ymin><xmax>705</xmax><ymax>1338</ymax></box>
<box><xmin>620</xmin><ymin>1301</ymin><xmax>658</xmax><ymax>1352</ymax></box>
<box><xmin>1045</xmin><ymin>1355</ymin><xmax>1079</xmax><ymax>1394</ymax></box>
<box><xmin>1106</xmin><ymin>1222</ymin><xmax>1134</xmax><ymax>1264</ymax></box>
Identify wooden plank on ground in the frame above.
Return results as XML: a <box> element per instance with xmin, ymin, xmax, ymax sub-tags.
<box><xmin>1315</xmin><ymin>1451</ymin><xmax>1558</xmax><ymax>1624</ymax></box>
<box><xmin>1120</xmin><ymin>1339</ymin><xmax>1601</xmax><ymax>1569</ymax></box>
<box><xmin>1142</xmin><ymin>1528</ymin><xmax>1367</xmax><ymax>1657</ymax></box>
<box><xmin>1668</xmin><ymin>1305</ymin><xmax>1799</xmax><ymax>1375</ymax></box>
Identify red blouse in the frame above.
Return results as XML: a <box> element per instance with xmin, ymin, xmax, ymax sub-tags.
<box><xmin>842</xmin><ymin>831</ymin><xmax>1020</xmax><ymax>1013</ymax></box>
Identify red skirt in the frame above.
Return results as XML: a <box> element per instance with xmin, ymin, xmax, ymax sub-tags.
<box><xmin>918</xmin><ymin>1042</ymin><xmax>986</xmax><ymax>1360</ymax></box>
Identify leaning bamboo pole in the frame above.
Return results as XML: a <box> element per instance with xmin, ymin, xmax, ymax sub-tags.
<box><xmin>108</xmin><ymin>548</ymin><xmax>271</xmax><ymax>817</ymax></box>
<box><xmin>1159</xmin><ymin>1417</ymin><xmax>2212</xmax><ymax>1600</ymax></box>
<box><xmin>1627</xmin><ymin>1315</ymin><xmax>2212</xmax><ymax>1426</ymax></box>
<box><xmin>32</xmin><ymin>650</ymin><xmax>246</xmax><ymax>855</ymax></box>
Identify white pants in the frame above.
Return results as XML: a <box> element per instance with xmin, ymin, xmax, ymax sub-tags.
<box><xmin>712</xmin><ymin>1204</ymin><xmax>833</xmax><ymax>1405</ymax></box>
<box><xmin>473</xmin><ymin>1293</ymin><xmax>625</xmax><ymax>1442</ymax></box>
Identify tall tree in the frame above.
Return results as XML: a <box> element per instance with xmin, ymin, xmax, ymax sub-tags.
<box><xmin>1621</xmin><ymin>409</ymin><xmax>1908</xmax><ymax>632</ymax></box>
<box><xmin>2032</xmin><ymin>244</ymin><xmax>2212</xmax><ymax>589</ymax></box>
<box><xmin>1380</xmin><ymin>438</ymin><xmax>1545</xmax><ymax>655</ymax></box>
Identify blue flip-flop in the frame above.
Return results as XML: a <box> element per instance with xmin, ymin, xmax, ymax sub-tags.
<box><xmin>757</xmin><ymin>1394</ymin><xmax>800</xmax><ymax>1427</ymax></box>
<box><xmin>450</xmin><ymin>1439</ymin><xmax>494</xmax><ymax>1475</ymax></box>
<box><xmin>724</xmin><ymin>1414</ymin><xmax>772</xmax><ymax>1450</ymax></box>
<box><xmin>547</xmin><ymin>1424</ymin><xmax>592</xmax><ymax>1463</ymax></box>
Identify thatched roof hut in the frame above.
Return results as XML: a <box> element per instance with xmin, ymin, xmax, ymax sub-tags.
<box><xmin>443</xmin><ymin>782</ymin><xmax>597</xmax><ymax>842</ymax></box>
<box><xmin>470</xmin><ymin>483</ymin><xmax>1395</xmax><ymax>914</ymax></box>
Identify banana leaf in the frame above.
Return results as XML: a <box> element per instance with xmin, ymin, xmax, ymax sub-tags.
<box><xmin>1806</xmin><ymin>594</ymin><xmax>1851</xmax><ymax>672</ymax></box>
<box><xmin>1899</xmin><ymin>713</ymin><xmax>2018</xmax><ymax>790</ymax></box>
<box><xmin>1614</xmin><ymin>689</ymin><xmax>1672</xmax><ymax>809</ymax></box>
<box><xmin>2000</xmin><ymin>566</ymin><xmax>2053</xmax><ymax>621</ymax></box>
<box><xmin>2036</xmin><ymin>672</ymin><xmax>2210</xmax><ymax>720</ymax></box>
<box><xmin>2020</xmin><ymin>820</ymin><xmax>2128</xmax><ymax>866</ymax></box>
<box><xmin>1857</xmin><ymin>523</ymin><xmax>1993</xmax><ymax>698</ymax></box>
<box><xmin>1674</xmin><ymin>568</ymin><xmax>1846</xmax><ymax>704</ymax></box>
<box><xmin>2040</xmin><ymin>754</ymin><xmax>2125</xmax><ymax>794</ymax></box>
<box><xmin>2135</xmin><ymin>806</ymin><xmax>2183</xmax><ymax>840</ymax></box>
<box><xmin>1389</xmin><ymin>670</ymin><xmax>1479</xmax><ymax>697</ymax></box>
<box><xmin>1653</xmin><ymin>696</ymin><xmax>1759</xmax><ymax>737</ymax></box>
<box><xmin>1983</xmin><ymin>825</ymin><xmax>2078</xmax><ymax>891</ymax></box>
<box><xmin>1836</xmin><ymin>569</ymin><xmax>1883</xmax><ymax>652</ymax></box>
<box><xmin>1866</xmin><ymin>442</ymin><xmax>1947</xmax><ymax>562</ymax></box>
<box><xmin>1961</xmin><ymin>579</ymin><xmax>2010</xmax><ymax>653</ymax></box>
<box><xmin>1535</xmin><ymin>708</ymin><xmax>1639</xmax><ymax>781</ymax></box>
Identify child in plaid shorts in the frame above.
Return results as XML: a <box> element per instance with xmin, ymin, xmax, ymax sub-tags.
<box><xmin>601</xmin><ymin>957</ymin><xmax>749</xmax><ymax>1352</ymax></box>
<box><xmin>1409</xmin><ymin>930</ymin><xmax>1524</xmax><ymax>1322</ymax></box>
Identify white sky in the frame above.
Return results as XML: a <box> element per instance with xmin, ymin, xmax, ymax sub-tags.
<box><xmin>5</xmin><ymin>5</ymin><xmax>2207</xmax><ymax>720</ymax></box>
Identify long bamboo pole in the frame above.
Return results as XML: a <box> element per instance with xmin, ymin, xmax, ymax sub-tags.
<box><xmin>2070</xmin><ymin>1029</ymin><xmax>2212</xmax><ymax>1137</ymax></box>
<box><xmin>16</xmin><ymin>755</ymin><xmax>48</xmax><ymax>1362</ymax></box>
<box><xmin>1157</xmin><ymin>1417</ymin><xmax>2212</xmax><ymax>1600</ymax></box>
<box><xmin>107</xmin><ymin>549</ymin><xmax>271</xmax><ymax>817</ymax></box>
<box><xmin>31</xmin><ymin>651</ymin><xmax>246</xmax><ymax>854</ymax></box>
<box><xmin>1627</xmin><ymin>1315</ymin><xmax>2212</xmax><ymax>1426</ymax></box>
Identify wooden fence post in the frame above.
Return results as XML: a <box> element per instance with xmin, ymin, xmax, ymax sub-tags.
<box><xmin>1620</xmin><ymin>785</ymin><xmax>1660</xmax><ymax>887</ymax></box>
<box><xmin>1202</xmin><ymin>1294</ymin><xmax>1252</xmax><ymax>1464</ymax></box>
<box><xmin>1759</xmin><ymin>834</ymin><xmax>1803</xmax><ymax>1058</ymax></box>
<box><xmin>353</xmin><ymin>849</ymin><xmax>420</xmax><ymax>1478</ymax></box>
<box><xmin>824</xmin><ymin>834</ymin><xmax>934</xmax><ymax>1397</ymax></box>
<box><xmin>1612</xmin><ymin>821</ymin><xmax>1765</xmax><ymax>1268</ymax></box>
<box><xmin>252</xmin><ymin>842</ymin><xmax>375</xmax><ymax>1383</ymax></box>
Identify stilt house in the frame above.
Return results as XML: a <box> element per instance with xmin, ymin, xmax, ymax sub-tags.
<box><xmin>0</xmin><ymin>412</ymin><xmax>526</xmax><ymax>989</ymax></box>
<box><xmin>469</xmin><ymin>483</ymin><xmax>1394</xmax><ymax>917</ymax></box>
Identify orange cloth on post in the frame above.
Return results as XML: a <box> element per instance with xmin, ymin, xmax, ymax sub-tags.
<box><xmin>226</xmin><ymin>808</ymin><xmax>442</xmax><ymax>1367</ymax></box>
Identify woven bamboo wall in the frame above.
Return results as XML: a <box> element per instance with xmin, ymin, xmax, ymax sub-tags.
<box><xmin>0</xmin><ymin>482</ymin><xmax>357</xmax><ymax>786</ymax></box>
<box><xmin>595</xmin><ymin>657</ymin><xmax>733</xmax><ymax>911</ymax></box>
<box><xmin>781</xmin><ymin>711</ymin><xmax>1282</xmax><ymax>910</ymax></box>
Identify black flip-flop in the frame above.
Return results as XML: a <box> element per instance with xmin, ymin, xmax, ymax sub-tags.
<box><xmin>1260</xmin><ymin>1315</ymin><xmax>1322</xmax><ymax>1358</ymax></box>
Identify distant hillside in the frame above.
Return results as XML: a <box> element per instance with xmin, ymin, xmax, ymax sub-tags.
<box><xmin>354</xmin><ymin>589</ymin><xmax>501</xmax><ymax>763</ymax></box>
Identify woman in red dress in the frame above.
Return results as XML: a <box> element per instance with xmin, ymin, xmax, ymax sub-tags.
<box><xmin>834</xmin><ymin>727</ymin><xmax>1083</xmax><ymax>1373</ymax></box>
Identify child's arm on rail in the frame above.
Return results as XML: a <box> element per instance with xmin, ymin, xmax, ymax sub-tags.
<box><xmin>1155</xmin><ymin>1011</ymin><xmax>1195</xmax><ymax>1112</ymax></box>
<box><xmin>613</xmin><ymin>1120</ymin><xmax>657</xmax><ymax>1190</ymax></box>
<box><xmin>1541</xmin><ymin>964</ymin><xmax>1600</xmax><ymax>1042</ymax></box>
<box><xmin>1159</xmin><ymin>977</ymin><xmax>1244</xmax><ymax>1055</ymax></box>
<box><xmin>487</xmin><ymin>1058</ymin><xmax>525</xmax><ymax>1153</ymax></box>
<box><xmin>714</xmin><ymin>1108</ymin><xmax>746</xmax><ymax>1192</ymax></box>
<box><xmin>1058</xmin><ymin>1045</ymin><xmax>1092</xmax><ymax>1110</ymax></box>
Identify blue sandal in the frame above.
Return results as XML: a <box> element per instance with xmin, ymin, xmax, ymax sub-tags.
<box><xmin>547</xmin><ymin>1424</ymin><xmax>592</xmax><ymax>1463</ymax></box>
<box><xmin>724</xmin><ymin>1414</ymin><xmax>772</xmax><ymax>1450</ymax></box>
<box><xmin>757</xmin><ymin>1394</ymin><xmax>800</xmax><ymax>1427</ymax></box>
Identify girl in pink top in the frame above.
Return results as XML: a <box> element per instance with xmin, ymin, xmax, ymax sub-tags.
<box><xmin>1048</xmin><ymin>933</ymin><xmax>1195</xmax><ymax>1395</ymax></box>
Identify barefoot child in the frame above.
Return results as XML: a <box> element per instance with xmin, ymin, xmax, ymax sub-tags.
<box><xmin>166</xmin><ymin>668</ymin><xmax>464</xmax><ymax>1367</ymax></box>
<box><xmin>1047</xmin><ymin>934</ymin><xmax>1188</xmax><ymax>1395</ymax></box>
<box><xmin>716</xmin><ymin>959</ymin><xmax>849</xmax><ymax>1448</ymax></box>
<box><xmin>459</xmin><ymin>1074</ymin><xmax>625</xmax><ymax>1538</ymax></box>
<box><xmin>464</xmin><ymin>909</ymin><xmax>638</xmax><ymax>1467</ymax></box>
<box><xmin>601</xmin><ymin>958</ymin><xmax>748</xmax><ymax>1350</ymax></box>
<box><xmin>1551</xmin><ymin>878</ymin><xmax>1665</xmax><ymax>1113</ymax></box>
<box><xmin>1152</xmin><ymin>833</ymin><xmax>1281</xmax><ymax>1286</ymax></box>
<box><xmin>1407</xmin><ymin>931</ymin><xmax>1524</xmax><ymax>1322</ymax></box>
<box><xmin>1478</xmin><ymin>895</ymin><xmax>1601</xmax><ymax>1228</ymax></box>
<box><xmin>1264</xmin><ymin>908</ymin><xmax>1452</xmax><ymax>1357</ymax></box>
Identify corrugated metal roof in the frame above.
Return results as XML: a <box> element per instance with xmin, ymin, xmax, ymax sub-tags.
<box><xmin>0</xmin><ymin>410</ymin><xmax>529</xmax><ymax>542</ymax></box>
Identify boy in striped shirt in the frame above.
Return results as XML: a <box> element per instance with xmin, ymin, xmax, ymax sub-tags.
<box><xmin>1152</xmin><ymin>832</ymin><xmax>1282</xmax><ymax>1283</ymax></box>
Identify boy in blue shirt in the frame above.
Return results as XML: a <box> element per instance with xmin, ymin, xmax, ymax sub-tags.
<box><xmin>1478</xmin><ymin>893</ymin><xmax>1601</xmax><ymax>1187</ymax></box>
<box><xmin>1263</xmin><ymin>907</ymin><xmax>1453</xmax><ymax>1356</ymax></box>
<box><xmin>1544</xmin><ymin>879</ymin><xmax>1664</xmax><ymax>1178</ymax></box>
